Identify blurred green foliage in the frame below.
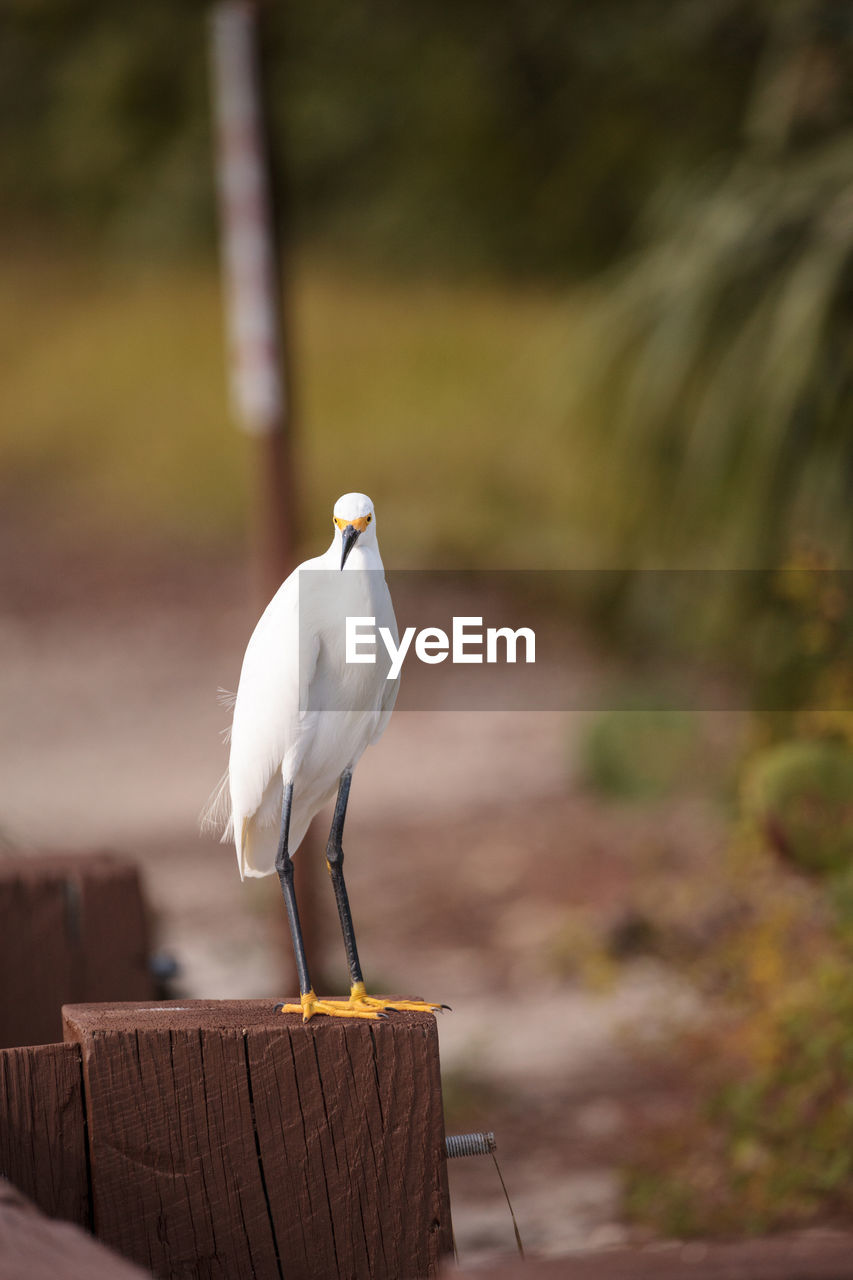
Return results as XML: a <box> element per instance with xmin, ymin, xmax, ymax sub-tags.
<box><xmin>0</xmin><ymin>0</ymin><xmax>764</xmax><ymax>276</ymax></box>
<box><xmin>1</xmin><ymin>0</ymin><xmax>851</xmax><ymax>590</ymax></box>
<box><xmin>579</xmin><ymin>708</ymin><xmax>699</xmax><ymax>801</ymax></box>
<box><xmin>746</xmin><ymin>564</ymin><xmax>853</xmax><ymax>727</ymax></box>
<box><xmin>0</xmin><ymin>2</ymin><xmax>215</xmax><ymax>249</ymax></box>
<box><xmin>624</xmin><ymin>851</ymin><xmax>853</xmax><ymax>1235</ymax></box>
<box><xmin>744</xmin><ymin>738</ymin><xmax>853</xmax><ymax>875</ymax></box>
<box><xmin>706</xmin><ymin>961</ymin><xmax>853</xmax><ymax>1224</ymax></box>
<box><xmin>621</xmin><ymin>548</ymin><xmax>853</xmax><ymax>1235</ymax></box>
<box><xmin>441</xmin><ymin>1064</ymin><xmax>508</xmax><ymax>1135</ymax></box>
<box><xmin>566</xmin><ymin>1</ymin><xmax>853</xmax><ymax>570</ymax></box>
<box><xmin>628</xmin><ymin>985</ymin><xmax>853</xmax><ymax>1234</ymax></box>
<box><xmin>0</xmin><ymin>255</ymin><xmax>588</xmax><ymax>558</ymax></box>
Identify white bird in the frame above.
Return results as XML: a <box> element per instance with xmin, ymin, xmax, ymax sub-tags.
<box><xmin>213</xmin><ymin>492</ymin><xmax>442</xmax><ymax>1022</ymax></box>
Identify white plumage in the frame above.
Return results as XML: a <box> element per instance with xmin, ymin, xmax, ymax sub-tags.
<box><xmin>207</xmin><ymin>491</ymin><xmax>443</xmax><ymax>1022</ymax></box>
<box><xmin>222</xmin><ymin>492</ymin><xmax>398</xmax><ymax>878</ymax></box>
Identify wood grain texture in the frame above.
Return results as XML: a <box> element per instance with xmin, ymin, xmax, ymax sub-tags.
<box><xmin>0</xmin><ymin>1041</ymin><xmax>89</xmax><ymax>1226</ymax></box>
<box><xmin>0</xmin><ymin>868</ymin><xmax>69</xmax><ymax>1049</ymax></box>
<box><xmin>63</xmin><ymin>999</ymin><xmax>452</xmax><ymax>1280</ymax></box>
<box><xmin>0</xmin><ymin>853</ymin><xmax>153</xmax><ymax>1049</ymax></box>
<box><xmin>0</xmin><ymin>1178</ymin><xmax>150</xmax><ymax>1280</ymax></box>
<box><xmin>73</xmin><ymin>856</ymin><xmax>152</xmax><ymax>1005</ymax></box>
<box><xmin>247</xmin><ymin>1010</ymin><xmax>450</xmax><ymax>1279</ymax></box>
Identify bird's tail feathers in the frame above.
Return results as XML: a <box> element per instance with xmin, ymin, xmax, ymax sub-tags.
<box><xmin>238</xmin><ymin>815</ymin><xmax>278</xmax><ymax>880</ymax></box>
<box><xmin>199</xmin><ymin>769</ymin><xmax>233</xmax><ymax>842</ymax></box>
<box><xmin>216</xmin><ymin>689</ymin><xmax>237</xmax><ymax>744</ymax></box>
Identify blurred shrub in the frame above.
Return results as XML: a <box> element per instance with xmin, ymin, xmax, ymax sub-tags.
<box><xmin>620</xmin><ymin>539</ymin><xmax>853</xmax><ymax>1235</ymax></box>
<box><xmin>626</xmin><ymin>951</ymin><xmax>853</xmax><ymax>1235</ymax></box>
<box><xmin>567</xmin><ymin>1</ymin><xmax>853</xmax><ymax>573</ymax></box>
<box><xmin>579</xmin><ymin>708</ymin><xmax>699</xmax><ymax>801</ymax></box>
<box><xmin>744</xmin><ymin>738</ymin><xmax>853</xmax><ymax>875</ymax></box>
<box><xmin>546</xmin><ymin>908</ymin><xmax>619</xmax><ymax>990</ymax></box>
<box><xmin>0</xmin><ymin>1</ymin><xmax>214</xmax><ymax>251</ymax></box>
<box><xmin>624</xmin><ymin>750</ymin><xmax>853</xmax><ymax>1237</ymax></box>
<box><xmin>620</xmin><ymin>599</ymin><xmax>853</xmax><ymax>1237</ymax></box>
<box><xmin>441</xmin><ymin>1064</ymin><xmax>507</xmax><ymax>1134</ymax></box>
<box><xmin>826</xmin><ymin>864</ymin><xmax>853</xmax><ymax>945</ymax></box>
<box><xmin>0</xmin><ymin>0</ymin><xmax>763</xmax><ymax>276</ymax></box>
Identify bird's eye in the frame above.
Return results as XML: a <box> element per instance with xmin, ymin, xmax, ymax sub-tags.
<box><xmin>366</xmin><ymin>514</ymin><xmax>372</xmax><ymax>523</ymax></box>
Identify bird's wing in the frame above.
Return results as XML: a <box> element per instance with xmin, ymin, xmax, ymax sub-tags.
<box><xmin>370</xmin><ymin>575</ymin><xmax>400</xmax><ymax>744</ymax></box>
<box><xmin>227</xmin><ymin>569</ymin><xmax>320</xmax><ymax>836</ymax></box>
<box><xmin>372</xmin><ymin>670</ymin><xmax>400</xmax><ymax>743</ymax></box>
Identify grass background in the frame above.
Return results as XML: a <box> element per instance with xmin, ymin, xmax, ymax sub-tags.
<box><xmin>0</xmin><ymin>250</ymin><xmax>591</xmax><ymax>567</ymax></box>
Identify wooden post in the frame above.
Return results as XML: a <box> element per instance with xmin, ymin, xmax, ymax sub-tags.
<box><xmin>63</xmin><ymin>999</ymin><xmax>453</xmax><ymax>1279</ymax></box>
<box><xmin>209</xmin><ymin>0</ymin><xmax>296</xmax><ymax>606</ymax></box>
<box><xmin>0</xmin><ymin>1180</ymin><xmax>151</xmax><ymax>1280</ymax></box>
<box><xmin>0</xmin><ymin>1043</ymin><xmax>89</xmax><ymax>1226</ymax></box>
<box><xmin>0</xmin><ymin>854</ymin><xmax>153</xmax><ymax>1049</ymax></box>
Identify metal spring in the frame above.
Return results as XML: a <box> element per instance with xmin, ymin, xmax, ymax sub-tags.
<box><xmin>445</xmin><ymin>1131</ymin><xmax>496</xmax><ymax>1159</ymax></box>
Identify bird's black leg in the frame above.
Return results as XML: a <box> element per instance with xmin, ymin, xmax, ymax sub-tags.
<box><xmin>324</xmin><ymin>771</ymin><xmax>446</xmax><ymax>1017</ymax></box>
<box><xmin>274</xmin><ymin>781</ymin><xmax>313</xmax><ymax>999</ymax></box>
<box><xmin>325</xmin><ymin>769</ymin><xmax>365</xmax><ymax>989</ymax></box>
<box><xmin>275</xmin><ymin>780</ymin><xmax>382</xmax><ymax>1021</ymax></box>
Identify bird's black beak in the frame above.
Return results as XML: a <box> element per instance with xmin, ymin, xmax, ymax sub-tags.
<box><xmin>340</xmin><ymin>524</ymin><xmax>361</xmax><ymax>570</ymax></box>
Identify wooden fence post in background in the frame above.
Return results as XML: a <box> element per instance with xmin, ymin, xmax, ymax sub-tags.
<box><xmin>209</xmin><ymin>0</ymin><xmax>295</xmax><ymax>607</ymax></box>
<box><xmin>0</xmin><ymin>854</ymin><xmax>153</xmax><ymax>1050</ymax></box>
<box><xmin>63</xmin><ymin>999</ymin><xmax>452</xmax><ymax>1279</ymax></box>
<box><xmin>209</xmin><ymin>1</ymin><xmax>327</xmax><ymax>994</ymax></box>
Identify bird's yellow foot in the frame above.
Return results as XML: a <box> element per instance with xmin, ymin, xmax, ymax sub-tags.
<box><xmin>276</xmin><ymin>990</ymin><xmax>384</xmax><ymax>1021</ymax></box>
<box><xmin>345</xmin><ymin>981</ymin><xmax>447</xmax><ymax>1016</ymax></box>
<box><xmin>275</xmin><ymin>984</ymin><xmax>448</xmax><ymax>1022</ymax></box>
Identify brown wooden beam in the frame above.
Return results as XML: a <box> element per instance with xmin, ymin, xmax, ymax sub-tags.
<box><xmin>0</xmin><ymin>1179</ymin><xmax>150</xmax><ymax>1280</ymax></box>
<box><xmin>452</xmin><ymin>1234</ymin><xmax>853</xmax><ymax>1279</ymax></box>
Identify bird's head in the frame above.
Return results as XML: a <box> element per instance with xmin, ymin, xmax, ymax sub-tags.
<box><xmin>333</xmin><ymin>492</ymin><xmax>376</xmax><ymax>569</ymax></box>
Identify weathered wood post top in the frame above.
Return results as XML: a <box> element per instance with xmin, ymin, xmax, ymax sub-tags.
<box><xmin>63</xmin><ymin>999</ymin><xmax>452</xmax><ymax>1279</ymax></box>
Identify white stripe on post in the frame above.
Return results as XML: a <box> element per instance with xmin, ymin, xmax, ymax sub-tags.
<box><xmin>210</xmin><ymin>1</ymin><xmax>285</xmax><ymax>437</ymax></box>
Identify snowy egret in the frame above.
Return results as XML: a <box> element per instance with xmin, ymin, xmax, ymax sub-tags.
<box><xmin>213</xmin><ymin>492</ymin><xmax>443</xmax><ymax>1022</ymax></box>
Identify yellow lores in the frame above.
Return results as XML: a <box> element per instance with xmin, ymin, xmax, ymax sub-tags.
<box><xmin>334</xmin><ymin>514</ymin><xmax>371</xmax><ymax>533</ymax></box>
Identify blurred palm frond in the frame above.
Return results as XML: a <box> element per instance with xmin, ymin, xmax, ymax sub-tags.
<box><xmin>570</xmin><ymin>3</ymin><xmax>853</xmax><ymax>570</ymax></box>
